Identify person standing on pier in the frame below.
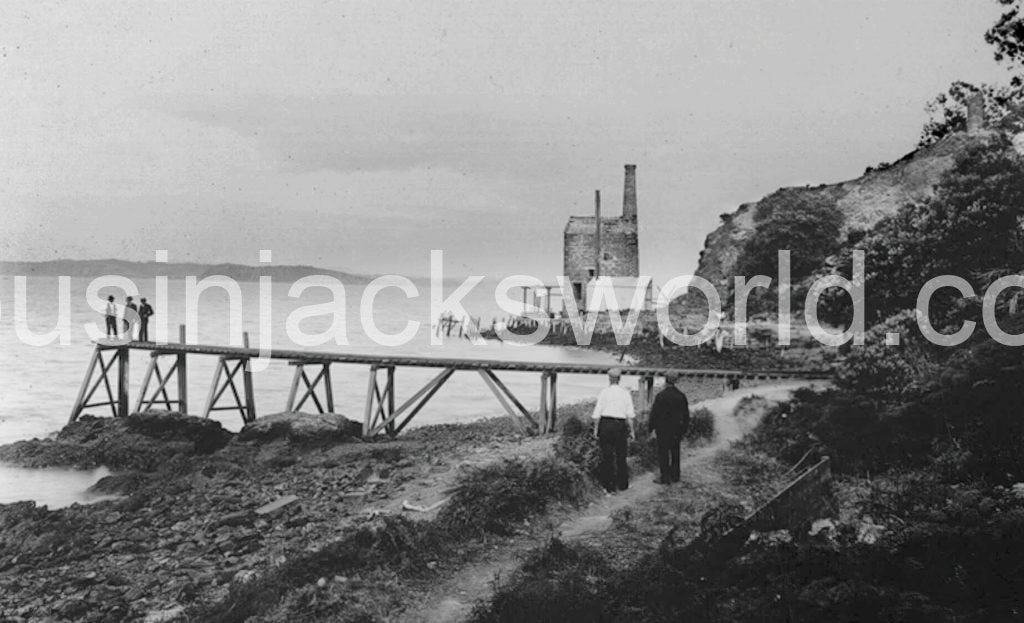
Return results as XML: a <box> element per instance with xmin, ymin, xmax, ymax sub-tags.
<box><xmin>138</xmin><ymin>297</ymin><xmax>154</xmax><ymax>342</ymax></box>
<box><xmin>104</xmin><ymin>295</ymin><xmax>118</xmax><ymax>338</ymax></box>
<box><xmin>648</xmin><ymin>370</ymin><xmax>690</xmax><ymax>484</ymax></box>
<box><xmin>592</xmin><ymin>368</ymin><xmax>636</xmax><ymax>493</ymax></box>
<box><xmin>124</xmin><ymin>296</ymin><xmax>138</xmax><ymax>339</ymax></box>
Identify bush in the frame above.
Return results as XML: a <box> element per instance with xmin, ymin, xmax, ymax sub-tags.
<box><xmin>553</xmin><ymin>416</ymin><xmax>600</xmax><ymax>478</ymax></box>
<box><xmin>469</xmin><ymin>539</ymin><xmax>612</xmax><ymax>623</ymax></box>
<box><xmin>684</xmin><ymin>407</ymin><xmax>716</xmax><ymax>445</ymax></box>
<box><xmin>437</xmin><ymin>456</ymin><xmax>590</xmax><ymax>536</ymax></box>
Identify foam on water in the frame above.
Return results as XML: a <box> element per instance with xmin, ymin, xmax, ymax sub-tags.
<box><xmin>0</xmin><ymin>464</ymin><xmax>119</xmax><ymax>509</ymax></box>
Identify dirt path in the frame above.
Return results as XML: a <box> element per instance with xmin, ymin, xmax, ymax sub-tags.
<box><xmin>407</xmin><ymin>380</ymin><xmax>826</xmax><ymax>623</ymax></box>
<box><xmin>372</xmin><ymin>436</ymin><xmax>557</xmax><ymax>520</ymax></box>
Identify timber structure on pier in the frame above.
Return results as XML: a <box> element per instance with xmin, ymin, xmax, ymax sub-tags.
<box><xmin>70</xmin><ymin>330</ymin><xmax>832</xmax><ymax>436</ymax></box>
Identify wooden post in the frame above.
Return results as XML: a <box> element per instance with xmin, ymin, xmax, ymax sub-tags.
<box><xmin>177</xmin><ymin>325</ymin><xmax>188</xmax><ymax>414</ymax></box>
<box><xmin>595</xmin><ymin>189</ymin><xmax>601</xmax><ymax>281</ymax></box>
<box><xmin>363</xmin><ymin>365</ymin><xmax>378</xmax><ymax>435</ymax></box>
<box><xmin>539</xmin><ymin>371</ymin><xmax>550</xmax><ymax>433</ymax></box>
<box><xmin>549</xmin><ymin>372</ymin><xmax>558</xmax><ymax>432</ymax></box>
<box><xmin>286</xmin><ymin>364</ymin><xmax>303</xmax><ymax>412</ymax></box>
<box><xmin>385</xmin><ymin>366</ymin><xmax>396</xmax><ymax>436</ymax></box>
<box><xmin>323</xmin><ymin>364</ymin><xmax>334</xmax><ymax>413</ymax></box>
<box><xmin>643</xmin><ymin>376</ymin><xmax>655</xmax><ymax>413</ymax></box>
<box><xmin>241</xmin><ymin>332</ymin><xmax>256</xmax><ymax>423</ymax></box>
<box><xmin>117</xmin><ymin>347</ymin><xmax>129</xmax><ymax>417</ymax></box>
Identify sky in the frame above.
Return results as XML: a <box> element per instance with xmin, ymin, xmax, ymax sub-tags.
<box><xmin>0</xmin><ymin>0</ymin><xmax>1012</xmax><ymax>285</ymax></box>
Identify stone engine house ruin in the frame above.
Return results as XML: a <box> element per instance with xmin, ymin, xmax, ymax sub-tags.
<box><xmin>563</xmin><ymin>164</ymin><xmax>641</xmax><ymax>306</ymax></box>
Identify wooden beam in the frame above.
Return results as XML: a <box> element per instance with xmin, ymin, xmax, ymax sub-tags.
<box><xmin>134</xmin><ymin>355</ymin><xmax>157</xmax><ymax>414</ymax></box>
<box><xmin>69</xmin><ymin>346</ymin><xmax>102</xmax><ymax>423</ymax></box>
<box><xmin>481</xmin><ymin>369</ymin><xmax>538</xmax><ymax>429</ymax></box>
<box><xmin>393</xmin><ymin>368</ymin><xmax>455</xmax><ymax>435</ymax></box>
<box><xmin>202</xmin><ymin>357</ymin><xmax>226</xmax><ymax>418</ymax></box>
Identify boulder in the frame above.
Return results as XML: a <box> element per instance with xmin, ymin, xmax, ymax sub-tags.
<box><xmin>237</xmin><ymin>412</ymin><xmax>362</xmax><ymax>444</ymax></box>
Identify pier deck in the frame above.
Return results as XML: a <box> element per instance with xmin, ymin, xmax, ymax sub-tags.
<box><xmin>70</xmin><ymin>333</ymin><xmax>831</xmax><ymax>436</ymax></box>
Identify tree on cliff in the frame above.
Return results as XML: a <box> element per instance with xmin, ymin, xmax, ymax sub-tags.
<box><xmin>731</xmin><ymin>189</ymin><xmax>844</xmax><ymax>313</ymax></box>
<box><xmin>919</xmin><ymin>1</ymin><xmax>1024</xmax><ymax>147</ymax></box>
<box><xmin>918</xmin><ymin>81</ymin><xmax>1024</xmax><ymax>147</ymax></box>
<box><xmin>987</xmin><ymin>0</ymin><xmax>1024</xmax><ymax>77</ymax></box>
<box><xmin>821</xmin><ymin>134</ymin><xmax>1024</xmax><ymax>328</ymax></box>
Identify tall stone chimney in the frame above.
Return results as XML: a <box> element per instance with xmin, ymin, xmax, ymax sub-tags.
<box><xmin>623</xmin><ymin>164</ymin><xmax>637</xmax><ymax>220</ymax></box>
<box><xmin>966</xmin><ymin>92</ymin><xmax>985</xmax><ymax>134</ymax></box>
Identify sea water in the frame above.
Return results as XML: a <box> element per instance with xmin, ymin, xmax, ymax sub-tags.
<box><xmin>0</xmin><ymin>275</ymin><xmax>621</xmax><ymax>507</ymax></box>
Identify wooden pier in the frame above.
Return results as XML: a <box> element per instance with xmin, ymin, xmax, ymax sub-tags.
<box><xmin>70</xmin><ymin>329</ymin><xmax>832</xmax><ymax>436</ymax></box>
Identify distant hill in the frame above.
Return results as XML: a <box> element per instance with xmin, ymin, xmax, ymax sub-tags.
<box><xmin>0</xmin><ymin>259</ymin><xmax>375</xmax><ymax>283</ymax></box>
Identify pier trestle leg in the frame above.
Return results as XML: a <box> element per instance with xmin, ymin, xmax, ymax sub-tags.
<box><xmin>134</xmin><ymin>352</ymin><xmax>188</xmax><ymax>414</ymax></box>
<box><xmin>478</xmin><ymin>369</ymin><xmax>539</xmax><ymax>435</ymax></box>
<box><xmin>202</xmin><ymin>355</ymin><xmax>256</xmax><ymax>424</ymax></box>
<box><xmin>286</xmin><ymin>361</ymin><xmax>334</xmax><ymax>414</ymax></box>
<box><xmin>363</xmin><ymin>366</ymin><xmax>457</xmax><ymax>437</ymax></box>
<box><xmin>69</xmin><ymin>345</ymin><xmax>130</xmax><ymax>423</ymax></box>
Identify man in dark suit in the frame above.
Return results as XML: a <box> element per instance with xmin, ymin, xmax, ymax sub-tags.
<box><xmin>648</xmin><ymin>370</ymin><xmax>690</xmax><ymax>484</ymax></box>
<box><xmin>138</xmin><ymin>297</ymin><xmax>154</xmax><ymax>342</ymax></box>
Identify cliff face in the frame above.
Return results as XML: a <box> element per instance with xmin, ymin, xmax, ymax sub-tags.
<box><xmin>695</xmin><ymin>130</ymin><xmax>998</xmax><ymax>288</ymax></box>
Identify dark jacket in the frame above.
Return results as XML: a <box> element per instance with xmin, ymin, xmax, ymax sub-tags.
<box><xmin>139</xmin><ymin>303</ymin><xmax>154</xmax><ymax>319</ymax></box>
<box><xmin>648</xmin><ymin>385</ymin><xmax>690</xmax><ymax>438</ymax></box>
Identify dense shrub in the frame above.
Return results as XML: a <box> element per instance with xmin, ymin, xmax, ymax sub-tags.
<box><xmin>684</xmin><ymin>407</ymin><xmax>716</xmax><ymax>445</ymax></box>
<box><xmin>469</xmin><ymin>539</ymin><xmax>612</xmax><ymax>623</ymax></box>
<box><xmin>731</xmin><ymin>188</ymin><xmax>845</xmax><ymax>314</ymax></box>
<box><xmin>475</xmin><ymin>482</ymin><xmax>1024</xmax><ymax>623</ymax></box>
<box><xmin>553</xmin><ymin>416</ymin><xmax>600</xmax><ymax>478</ymax></box>
<box><xmin>437</xmin><ymin>456</ymin><xmax>590</xmax><ymax>536</ymax></box>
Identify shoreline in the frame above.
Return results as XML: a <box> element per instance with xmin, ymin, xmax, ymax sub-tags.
<box><xmin>0</xmin><ymin>409</ymin><xmax>547</xmax><ymax>621</ymax></box>
<box><xmin>0</xmin><ymin>334</ymin><xmax>835</xmax><ymax>621</ymax></box>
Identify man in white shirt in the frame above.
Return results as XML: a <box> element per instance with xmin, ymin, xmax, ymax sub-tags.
<box><xmin>104</xmin><ymin>295</ymin><xmax>118</xmax><ymax>338</ymax></box>
<box><xmin>591</xmin><ymin>368</ymin><xmax>636</xmax><ymax>492</ymax></box>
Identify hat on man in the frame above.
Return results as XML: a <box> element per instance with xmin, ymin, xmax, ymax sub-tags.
<box><xmin>664</xmin><ymin>370</ymin><xmax>680</xmax><ymax>384</ymax></box>
<box><xmin>608</xmin><ymin>367</ymin><xmax>622</xmax><ymax>379</ymax></box>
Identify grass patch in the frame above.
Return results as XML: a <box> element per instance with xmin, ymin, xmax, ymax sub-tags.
<box><xmin>186</xmin><ymin>515</ymin><xmax>448</xmax><ymax>623</ymax></box>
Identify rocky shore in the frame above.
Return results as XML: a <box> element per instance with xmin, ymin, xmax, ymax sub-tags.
<box><xmin>0</xmin><ymin>410</ymin><xmax>534</xmax><ymax>622</ymax></box>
